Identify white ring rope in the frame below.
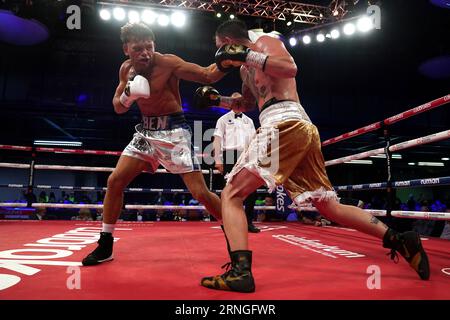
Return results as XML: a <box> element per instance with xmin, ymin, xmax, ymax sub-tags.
<box><xmin>1</xmin><ymin>202</ymin><xmax>448</xmax><ymax>221</ymax></box>
<box><xmin>322</xmin><ymin>94</ymin><xmax>450</xmax><ymax>146</ymax></box>
<box><xmin>0</xmin><ymin>202</ymin><xmax>275</xmax><ymax>211</ymax></box>
<box><xmin>325</xmin><ymin>129</ymin><xmax>450</xmax><ymax>166</ymax></box>
<box><xmin>0</xmin><ymin>163</ymin><xmax>31</xmax><ymax>169</ymax></box>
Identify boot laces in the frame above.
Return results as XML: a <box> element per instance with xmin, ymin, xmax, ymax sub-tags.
<box><xmin>387</xmin><ymin>249</ymin><xmax>400</xmax><ymax>263</ymax></box>
<box><xmin>220</xmin><ymin>261</ymin><xmax>239</xmax><ymax>279</ymax></box>
<box><xmin>221</xmin><ymin>261</ymin><xmax>232</xmax><ymax>272</ymax></box>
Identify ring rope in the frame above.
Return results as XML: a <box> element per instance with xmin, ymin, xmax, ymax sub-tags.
<box><xmin>0</xmin><ymin>145</ymin><xmax>207</xmax><ymax>158</ymax></box>
<box><xmin>0</xmin><ymin>202</ymin><xmax>276</xmax><ymax>211</ymax></box>
<box><xmin>0</xmin><ymin>184</ymin><xmax>270</xmax><ymax>194</ymax></box>
<box><xmin>0</xmin><ymin>163</ymin><xmax>219</xmax><ymax>175</ymax></box>
<box><xmin>2</xmin><ymin>176</ymin><xmax>449</xmax><ymax>193</ymax></box>
<box><xmin>334</xmin><ymin>176</ymin><xmax>450</xmax><ymax>191</ymax></box>
<box><xmin>321</xmin><ymin>95</ymin><xmax>449</xmax><ymax>146</ymax></box>
<box><xmin>3</xmin><ymin>130</ymin><xmax>448</xmax><ymax>172</ymax></box>
<box><xmin>1</xmin><ymin>202</ymin><xmax>448</xmax><ymax>221</ymax></box>
<box><xmin>292</xmin><ymin>206</ymin><xmax>450</xmax><ymax>221</ymax></box>
<box><xmin>325</xmin><ymin>129</ymin><xmax>450</xmax><ymax>166</ymax></box>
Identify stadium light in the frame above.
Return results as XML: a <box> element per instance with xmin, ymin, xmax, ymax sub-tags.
<box><xmin>343</xmin><ymin>22</ymin><xmax>356</xmax><ymax>35</ymax></box>
<box><xmin>302</xmin><ymin>35</ymin><xmax>311</xmax><ymax>44</ymax></box>
<box><xmin>289</xmin><ymin>37</ymin><xmax>297</xmax><ymax>47</ymax></box>
<box><xmin>113</xmin><ymin>7</ymin><xmax>125</xmax><ymax>21</ymax></box>
<box><xmin>158</xmin><ymin>14</ymin><xmax>170</xmax><ymax>26</ymax></box>
<box><xmin>99</xmin><ymin>9</ymin><xmax>111</xmax><ymax>21</ymax></box>
<box><xmin>171</xmin><ymin>11</ymin><xmax>186</xmax><ymax>28</ymax></box>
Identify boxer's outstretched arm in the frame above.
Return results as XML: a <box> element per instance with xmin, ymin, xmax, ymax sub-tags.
<box><xmin>218</xmin><ymin>84</ymin><xmax>257</xmax><ymax>112</ymax></box>
<box><xmin>168</xmin><ymin>55</ymin><xmax>226</xmax><ymax>84</ymax></box>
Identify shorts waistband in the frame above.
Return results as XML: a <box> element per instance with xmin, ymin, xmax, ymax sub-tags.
<box><xmin>259</xmin><ymin>100</ymin><xmax>311</xmax><ymax>127</ymax></box>
<box><xmin>141</xmin><ymin>112</ymin><xmax>186</xmax><ymax>130</ymax></box>
<box><xmin>260</xmin><ymin>98</ymin><xmax>292</xmax><ymax>113</ymax></box>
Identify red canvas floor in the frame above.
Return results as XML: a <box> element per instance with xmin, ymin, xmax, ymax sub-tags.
<box><xmin>0</xmin><ymin>220</ymin><xmax>449</xmax><ymax>300</ymax></box>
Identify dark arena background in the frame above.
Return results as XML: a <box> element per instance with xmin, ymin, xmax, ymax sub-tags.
<box><xmin>0</xmin><ymin>0</ymin><xmax>449</xmax><ymax>317</ymax></box>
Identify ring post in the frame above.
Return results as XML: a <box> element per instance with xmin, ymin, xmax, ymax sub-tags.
<box><xmin>382</xmin><ymin>122</ymin><xmax>393</xmax><ymax>218</ymax></box>
<box><xmin>209</xmin><ymin>167</ymin><xmax>214</xmax><ymax>191</ymax></box>
<box><xmin>26</xmin><ymin>147</ymin><xmax>36</xmax><ymax>208</ymax></box>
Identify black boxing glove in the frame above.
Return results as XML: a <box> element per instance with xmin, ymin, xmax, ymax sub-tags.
<box><xmin>194</xmin><ymin>86</ymin><xmax>221</xmax><ymax>109</ymax></box>
<box><xmin>215</xmin><ymin>44</ymin><xmax>268</xmax><ymax>73</ymax></box>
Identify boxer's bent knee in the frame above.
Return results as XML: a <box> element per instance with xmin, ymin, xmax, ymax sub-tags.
<box><xmin>221</xmin><ymin>184</ymin><xmax>245</xmax><ymax>203</ymax></box>
<box><xmin>107</xmin><ymin>173</ymin><xmax>128</xmax><ymax>192</ymax></box>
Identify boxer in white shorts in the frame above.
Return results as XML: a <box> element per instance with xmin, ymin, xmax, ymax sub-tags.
<box><xmin>82</xmin><ymin>22</ymin><xmax>226</xmax><ymax>266</ymax></box>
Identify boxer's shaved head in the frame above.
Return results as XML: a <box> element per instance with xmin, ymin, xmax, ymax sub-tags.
<box><xmin>216</xmin><ymin>20</ymin><xmax>250</xmax><ymax>41</ymax></box>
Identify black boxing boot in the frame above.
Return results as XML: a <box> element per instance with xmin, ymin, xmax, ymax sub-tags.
<box><xmin>82</xmin><ymin>232</ymin><xmax>114</xmax><ymax>266</ymax></box>
<box><xmin>383</xmin><ymin>228</ymin><xmax>430</xmax><ymax>280</ymax></box>
<box><xmin>201</xmin><ymin>250</ymin><xmax>255</xmax><ymax>293</ymax></box>
<box><xmin>248</xmin><ymin>223</ymin><xmax>261</xmax><ymax>233</ymax></box>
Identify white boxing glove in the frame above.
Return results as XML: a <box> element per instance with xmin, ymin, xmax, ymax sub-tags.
<box><xmin>119</xmin><ymin>75</ymin><xmax>150</xmax><ymax>108</ymax></box>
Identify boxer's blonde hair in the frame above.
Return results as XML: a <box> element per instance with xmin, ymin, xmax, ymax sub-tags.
<box><xmin>120</xmin><ymin>22</ymin><xmax>155</xmax><ymax>44</ymax></box>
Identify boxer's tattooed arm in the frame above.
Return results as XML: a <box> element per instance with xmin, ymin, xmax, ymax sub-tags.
<box><xmin>237</xmin><ymin>83</ymin><xmax>258</xmax><ymax>112</ymax></box>
<box><xmin>219</xmin><ymin>96</ymin><xmax>245</xmax><ymax>111</ymax></box>
<box><xmin>219</xmin><ymin>85</ymin><xmax>257</xmax><ymax>112</ymax></box>
<box><xmin>259</xmin><ymin>85</ymin><xmax>268</xmax><ymax>100</ymax></box>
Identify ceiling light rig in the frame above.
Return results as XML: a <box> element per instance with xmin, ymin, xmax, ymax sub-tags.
<box><xmin>287</xmin><ymin>11</ymin><xmax>379</xmax><ymax>48</ymax></box>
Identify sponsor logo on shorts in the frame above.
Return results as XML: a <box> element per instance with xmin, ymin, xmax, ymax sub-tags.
<box><xmin>142</xmin><ymin>116</ymin><xmax>169</xmax><ymax>130</ymax></box>
<box><xmin>273</xmin><ymin>234</ymin><xmax>365</xmax><ymax>259</ymax></box>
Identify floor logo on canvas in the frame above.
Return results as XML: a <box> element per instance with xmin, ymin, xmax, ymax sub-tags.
<box><xmin>273</xmin><ymin>234</ymin><xmax>365</xmax><ymax>259</ymax></box>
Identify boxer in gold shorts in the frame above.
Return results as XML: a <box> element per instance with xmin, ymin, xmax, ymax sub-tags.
<box><xmin>194</xmin><ymin>20</ymin><xmax>430</xmax><ymax>293</ymax></box>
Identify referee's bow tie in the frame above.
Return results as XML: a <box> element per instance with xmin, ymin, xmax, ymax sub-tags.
<box><xmin>235</xmin><ymin>113</ymin><xmax>242</xmax><ymax>118</ymax></box>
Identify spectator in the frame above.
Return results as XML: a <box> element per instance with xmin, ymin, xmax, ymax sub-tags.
<box><xmin>407</xmin><ymin>194</ymin><xmax>416</xmax><ymax>211</ymax></box>
<box><xmin>72</xmin><ymin>208</ymin><xmax>94</xmax><ymax>221</ymax></box>
<box><xmin>22</xmin><ymin>187</ymin><xmax>37</xmax><ymax>207</ymax></box>
<box><xmin>49</xmin><ymin>192</ymin><xmax>57</xmax><ymax>203</ymax></box>
<box><xmin>412</xmin><ymin>201</ymin><xmax>435</xmax><ymax>236</ymax></box>
<box><xmin>440</xmin><ymin>203</ymin><xmax>450</xmax><ymax>240</ymax></box>
<box><xmin>38</xmin><ymin>191</ymin><xmax>48</xmax><ymax>203</ymax></box>
<box><xmin>258</xmin><ymin>196</ymin><xmax>277</xmax><ymax>222</ymax></box>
